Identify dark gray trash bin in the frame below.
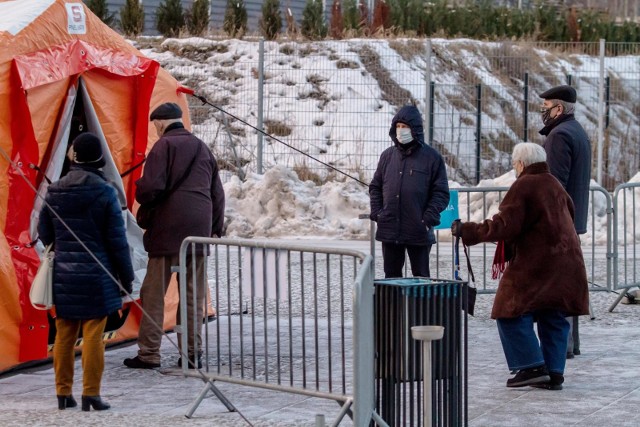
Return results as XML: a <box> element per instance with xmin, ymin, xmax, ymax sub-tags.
<box><xmin>374</xmin><ymin>277</ymin><xmax>469</xmax><ymax>427</ymax></box>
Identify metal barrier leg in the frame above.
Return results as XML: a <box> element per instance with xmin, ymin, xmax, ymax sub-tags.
<box><xmin>371</xmin><ymin>411</ymin><xmax>391</xmax><ymax>427</ymax></box>
<box><xmin>330</xmin><ymin>399</ymin><xmax>353</xmax><ymax>427</ymax></box>
<box><xmin>609</xmin><ymin>287</ymin><xmax>634</xmax><ymax>312</ymax></box>
<box><xmin>185</xmin><ymin>379</ymin><xmax>236</xmax><ymax>419</ymax></box>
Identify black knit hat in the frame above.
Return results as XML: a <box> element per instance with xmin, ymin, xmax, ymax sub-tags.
<box><xmin>539</xmin><ymin>85</ymin><xmax>577</xmax><ymax>103</ymax></box>
<box><xmin>72</xmin><ymin>133</ymin><xmax>105</xmax><ymax>168</ymax></box>
<box><xmin>150</xmin><ymin>102</ymin><xmax>183</xmax><ymax>121</ymax></box>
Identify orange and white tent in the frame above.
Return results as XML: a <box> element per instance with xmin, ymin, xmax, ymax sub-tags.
<box><xmin>0</xmin><ymin>0</ymin><xmax>191</xmax><ymax>372</ymax></box>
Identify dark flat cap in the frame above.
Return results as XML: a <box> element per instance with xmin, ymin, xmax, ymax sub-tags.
<box><xmin>539</xmin><ymin>85</ymin><xmax>576</xmax><ymax>103</ymax></box>
<box><xmin>150</xmin><ymin>102</ymin><xmax>183</xmax><ymax>120</ymax></box>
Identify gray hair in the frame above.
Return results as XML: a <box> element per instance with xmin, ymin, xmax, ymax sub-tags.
<box><xmin>512</xmin><ymin>143</ymin><xmax>547</xmax><ymax>167</ymax></box>
<box><xmin>550</xmin><ymin>99</ymin><xmax>576</xmax><ymax>115</ymax></box>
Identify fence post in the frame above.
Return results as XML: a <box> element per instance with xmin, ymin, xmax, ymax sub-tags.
<box><xmin>566</xmin><ymin>74</ymin><xmax>573</xmax><ymax>86</ymax></box>
<box><xmin>597</xmin><ymin>38</ymin><xmax>606</xmax><ymax>185</ymax></box>
<box><xmin>429</xmin><ymin>81</ymin><xmax>435</xmax><ymax>144</ymax></box>
<box><xmin>475</xmin><ymin>83</ymin><xmax>482</xmax><ymax>184</ymax></box>
<box><xmin>424</xmin><ymin>39</ymin><xmax>432</xmax><ymax>138</ymax></box>
<box><xmin>257</xmin><ymin>38</ymin><xmax>265</xmax><ymax>175</ymax></box>
<box><xmin>605</xmin><ymin>76</ymin><xmax>610</xmax><ymax>129</ymax></box>
<box><xmin>523</xmin><ymin>72</ymin><xmax>529</xmax><ymax>142</ymax></box>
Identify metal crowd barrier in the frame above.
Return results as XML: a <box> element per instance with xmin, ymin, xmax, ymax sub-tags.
<box><xmin>427</xmin><ymin>185</ymin><xmax>614</xmax><ymax>294</ymax></box>
<box><xmin>609</xmin><ymin>182</ymin><xmax>640</xmax><ymax>311</ymax></box>
<box><xmin>177</xmin><ymin>237</ymin><xmax>387</xmax><ymax>426</ymax></box>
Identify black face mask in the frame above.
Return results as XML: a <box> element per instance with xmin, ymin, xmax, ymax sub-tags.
<box><xmin>540</xmin><ymin>105</ymin><xmax>559</xmax><ymax>125</ymax></box>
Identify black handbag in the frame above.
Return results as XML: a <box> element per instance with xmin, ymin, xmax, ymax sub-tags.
<box><xmin>136</xmin><ymin>142</ymin><xmax>202</xmax><ymax>229</ymax></box>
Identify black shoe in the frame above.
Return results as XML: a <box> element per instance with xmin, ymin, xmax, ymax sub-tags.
<box><xmin>573</xmin><ymin>349</ymin><xmax>581</xmax><ymax>356</ymax></box>
<box><xmin>566</xmin><ymin>352</ymin><xmax>574</xmax><ymax>359</ymax></box>
<box><xmin>81</xmin><ymin>395</ymin><xmax>110</xmax><ymax>411</ymax></box>
<box><xmin>506</xmin><ymin>366</ymin><xmax>550</xmax><ymax>388</ymax></box>
<box><xmin>123</xmin><ymin>356</ymin><xmax>160</xmax><ymax>369</ymax></box>
<box><xmin>177</xmin><ymin>356</ymin><xmax>202</xmax><ymax>369</ymax></box>
<box><xmin>531</xmin><ymin>373</ymin><xmax>564</xmax><ymax>391</ymax></box>
<box><xmin>57</xmin><ymin>395</ymin><xmax>77</xmax><ymax>410</ymax></box>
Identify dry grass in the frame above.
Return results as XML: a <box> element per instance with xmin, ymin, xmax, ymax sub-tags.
<box><xmin>162</xmin><ymin>40</ymin><xmax>229</xmax><ymax>61</ymax></box>
<box><xmin>280</xmin><ymin>44</ymin><xmax>295</xmax><ymax>55</ymax></box>
<box><xmin>212</xmin><ymin>68</ymin><xmax>242</xmax><ymax>82</ymax></box>
<box><xmin>336</xmin><ymin>59</ymin><xmax>360</xmax><ymax>69</ymax></box>
<box><xmin>388</xmin><ymin>39</ymin><xmax>425</xmax><ymax>62</ymax></box>
<box><xmin>355</xmin><ymin>45</ymin><xmax>416</xmax><ymax>107</ymax></box>
<box><xmin>293</xmin><ymin>163</ymin><xmax>324</xmax><ymax>185</ymax></box>
<box><xmin>264</xmin><ymin>120</ymin><xmax>292</xmax><ymax>137</ymax></box>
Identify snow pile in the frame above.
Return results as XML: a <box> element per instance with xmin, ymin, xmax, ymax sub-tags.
<box><xmin>222</xmin><ymin>165</ymin><xmax>635</xmax><ymax>246</ymax></box>
<box><xmin>224</xmin><ymin>165</ymin><xmax>370</xmax><ymax>239</ymax></box>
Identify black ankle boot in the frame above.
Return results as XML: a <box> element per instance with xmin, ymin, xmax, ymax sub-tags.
<box><xmin>81</xmin><ymin>395</ymin><xmax>111</xmax><ymax>411</ymax></box>
<box><xmin>57</xmin><ymin>395</ymin><xmax>77</xmax><ymax>410</ymax></box>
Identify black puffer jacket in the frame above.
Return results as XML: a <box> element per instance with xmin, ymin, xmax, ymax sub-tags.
<box><xmin>540</xmin><ymin>114</ymin><xmax>591</xmax><ymax>234</ymax></box>
<box><xmin>369</xmin><ymin>106</ymin><xmax>450</xmax><ymax>245</ymax></box>
<box><xmin>38</xmin><ymin>166</ymin><xmax>134</xmax><ymax>320</ymax></box>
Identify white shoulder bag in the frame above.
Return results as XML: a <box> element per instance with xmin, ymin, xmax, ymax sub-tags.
<box><xmin>30</xmin><ymin>244</ymin><xmax>54</xmax><ymax>310</ymax></box>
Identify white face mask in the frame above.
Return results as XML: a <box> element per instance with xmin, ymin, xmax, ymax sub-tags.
<box><xmin>396</xmin><ymin>127</ymin><xmax>413</xmax><ymax>144</ymax></box>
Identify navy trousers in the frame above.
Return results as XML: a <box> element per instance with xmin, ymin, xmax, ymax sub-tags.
<box><xmin>496</xmin><ymin>310</ymin><xmax>570</xmax><ymax>375</ymax></box>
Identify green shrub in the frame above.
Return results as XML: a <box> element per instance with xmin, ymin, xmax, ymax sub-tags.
<box><xmin>85</xmin><ymin>0</ymin><xmax>116</xmax><ymax>27</ymax></box>
<box><xmin>186</xmin><ymin>0</ymin><xmax>210</xmax><ymax>36</ymax></box>
<box><xmin>301</xmin><ymin>0</ymin><xmax>327</xmax><ymax>40</ymax></box>
<box><xmin>223</xmin><ymin>0</ymin><xmax>248</xmax><ymax>38</ymax></box>
<box><xmin>156</xmin><ymin>0</ymin><xmax>184</xmax><ymax>37</ymax></box>
<box><xmin>120</xmin><ymin>0</ymin><xmax>144</xmax><ymax>36</ymax></box>
<box><xmin>259</xmin><ymin>0</ymin><xmax>282</xmax><ymax>40</ymax></box>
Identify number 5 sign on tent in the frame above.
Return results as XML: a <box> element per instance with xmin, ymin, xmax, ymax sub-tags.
<box><xmin>66</xmin><ymin>3</ymin><xmax>86</xmax><ymax>35</ymax></box>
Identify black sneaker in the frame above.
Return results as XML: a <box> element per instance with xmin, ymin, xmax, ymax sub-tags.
<box><xmin>123</xmin><ymin>356</ymin><xmax>160</xmax><ymax>369</ymax></box>
<box><xmin>506</xmin><ymin>366</ymin><xmax>550</xmax><ymax>387</ymax></box>
<box><xmin>566</xmin><ymin>352</ymin><xmax>575</xmax><ymax>359</ymax></box>
<box><xmin>531</xmin><ymin>373</ymin><xmax>564</xmax><ymax>391</ymax></box>
<box><xmin>177</xmin><ymin>356</ymin><xmax>202</xmax><ymax>369</ymax></box>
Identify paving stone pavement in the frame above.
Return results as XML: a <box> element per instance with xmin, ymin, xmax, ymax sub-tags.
<box><xmin>1</xmin><ymin>290</ymin><xmax>639</xmax><ymax>427</ymax></box>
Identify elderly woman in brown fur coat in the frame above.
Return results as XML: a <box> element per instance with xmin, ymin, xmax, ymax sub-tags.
<box><xmin>452</xmin><ymin>142</ymin><xmax>589</xmax><ymax>391</ymax></box>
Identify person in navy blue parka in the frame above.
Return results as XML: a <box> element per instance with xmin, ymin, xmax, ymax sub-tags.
<box><xmin>38</xmin><ymin>133</ymin><xmax>134</xmax><ymax>412</ymax></box>
<box><xmin>369</xmin><ymin>105</ymin><xmax>449</xmax><ymax>278</ymax></box>
<box><xmin>538</xmin><ymin>85</ymin><xmax>592</xmax><ymax>359</ymax></box>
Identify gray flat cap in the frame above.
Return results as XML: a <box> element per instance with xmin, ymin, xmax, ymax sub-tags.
<box><xmin>150</xmin><ymin>102</ymin><xmax>183</xmax><ymax>120</ymax></box>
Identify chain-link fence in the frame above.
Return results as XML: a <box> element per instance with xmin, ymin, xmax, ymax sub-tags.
<box><xmin>153</xmin><ymin>37</ymin><xmax>640</xmax><ymax>190</ymax></box>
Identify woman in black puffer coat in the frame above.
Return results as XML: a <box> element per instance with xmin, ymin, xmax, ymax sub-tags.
<box><xmin>38</xmin><ymin>133</ymin><xmax>134</xmax><ymax>412</ymax></box>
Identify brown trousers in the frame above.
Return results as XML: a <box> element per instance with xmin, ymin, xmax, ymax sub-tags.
<box><xmin>136</xmin><ymin>255</ymin><xmax>206</xmax><ymax>364</ymax></box>
<box><xmin>54</xmin><ymin>317</ymin><xmax>107</xmax><ymax>396</ymax></box>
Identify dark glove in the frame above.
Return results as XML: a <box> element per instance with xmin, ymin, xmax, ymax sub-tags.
<box><xmin>451</xmin><ymin>219</ymin><xmax>463</xmax><ymax>238</ymax></box>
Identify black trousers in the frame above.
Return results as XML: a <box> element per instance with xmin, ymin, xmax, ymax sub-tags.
<box><xmin>382</xmin><ymin>242</ymin><xmax>432</xmax><ymax>278</ymax></box>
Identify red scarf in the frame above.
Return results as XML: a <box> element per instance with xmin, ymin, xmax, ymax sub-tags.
<box><xmin>491</xmin><ymin>240</ymin><xmax>509</xmax><ymax>280</ymax></box>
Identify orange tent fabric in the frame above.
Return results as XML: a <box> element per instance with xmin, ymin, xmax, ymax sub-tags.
<box><xmin>0</xmin><ymin>0</ymin><xmax>191</xmax><ymax>372</ymax></box>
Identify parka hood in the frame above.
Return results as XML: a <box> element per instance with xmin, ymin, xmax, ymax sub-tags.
<box><xmin>389</xmin><ymin>105</ymin><xmax>425</xmax><ymax>147</ymax></box>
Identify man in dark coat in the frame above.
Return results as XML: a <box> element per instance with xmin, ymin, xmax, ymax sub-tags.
<box><xmin>539</xmin><ymin>84</ymin><xmax>591</xmax><ymax>358</ymax></box>
<box><xmin>124</xmin><ymin>102</ymin><xmax>225</xmax><ymax>370</ymax></box>
<box><xmin>39</xmin><ymin>132</ymin><xmax>134</xmax><ymax>410</ymax></box>
<box><xmin>452</xmin><ymin>143</ymin><xmax>589</xmax><ymax>391</ymax></box>
<box><xmin>369</xmin><ymin>105</ymin><xmax>449</xmax><ymax>278</ymax></box>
